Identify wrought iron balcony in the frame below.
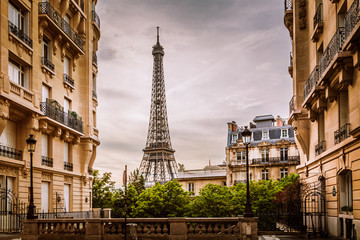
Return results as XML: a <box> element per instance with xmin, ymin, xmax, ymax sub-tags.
<box><xmin>92</xmin><ymin>10</ymin><xmax>100</xmax><ymax>28</ymax></box>
<box><xmin>0</xmin><ymin>144</ymin><xmax>22</xmax><ymax>160</ymax></box>
<box><xmin>64</xmin><ymin>74</ymin><xmax>75</xmax><ymax>88</ymax></box>
<box><xmin>313</xmin><ymin>3</ymin><xmax>323</xmax><ymax>29</ymax></box>
<box><xmin>64</xmin><ymin>162</ymin><xmax>73</xmax><ymax>171</ymax></box>
<box><xmin>289</xmin><ymin>95</ymin><xmax>295</xmax><ymax>115</ymax></box>
<box><xmin>41</xmin><ymin>156</ymin><xmax>53</xmax><ymax>167</ymax></box>
<box><xmin>345</xmin><ymin>0</ymin><xmax>360</xmax><ymax>41</ymax></box>
<box><xmin>92</xmin><ymin>51</ymin><xmax>98</xmax><ymax>66</ymax></box>
<box><xmin>284</xmin><ymin>0</ymin><xmax>292</xmax><ymax>11</ymax></box>
<box><xmin>38</xmin><ymin>2</ymin><xmax>84</xmax><ymax>51</ymax></box>
<box><xmin>74</xmin><ymin>0</ymin><xmax>84</xmax><ymax>11</ymax></box>
<box><xmin>289</xmin><ymin>52</ymin><xmax>293</xmax><ymax>66</ymax></box>
<box><xmin>303</xmin><ymin>65</ymin><xmax>320</xmax><ymax>100</ymax></box>
<box><xmin>334</xmin><ymin>123</ymin><xmax>351</xmax><ymax>144</ymax></box>
<box><xmin>252</xmin><ymin>156</ymin><xmax>299</xmax><ymax>165</ymax></box>
<box><xmin>230</xmin><ymin>160</ymin><xmax>246</xmax><ymax>165</ymax></box>
<box><xmin>315</xmin><ymin>140</ymin><xmax>326</xmax><ymax>156</ymax></box>
<box><xmin>8</xmin><ymin>21</ymin><xmax>33</xmax><ymax>48</ymax></box>
<box><xmin>42</xmin><ymin>57</ymin><xmax>54</xmax><ymax>72</ymax></box>
<box><xmin>40</xmin><ymin>100</ymin><xmax>83</xmax><ymax>133</ymax></box>
<box><xmin>319</xmin><ymin>27</ymin><xmax>345</xmax><ymax>77</ymax></box>
<box><xmin>92</xmin><ymin>90</ymin><xmax>97</xmax><ymax>99</ymax></box>
<box><xmin>88</xmin><ymin>167</ymin><xmax>93</xmax><ymax>175</ymax></box>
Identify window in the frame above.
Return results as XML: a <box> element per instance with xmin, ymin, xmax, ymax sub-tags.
<box><xmin>318</xmin><ymin>113</ymin><xmax>325</xmax><ymax>142</ymax></box>
<box><xmin>41</xmin><ymin>182</ymin><xmax>50</xmax><ymax>213</ymax></box>
<box><xmin>339</xmin><ymin>170</ymin><xmax>352</xmax><ymax>212</ymax></box>
<box><xmin>8</xmin><ymin>59</ymin><xmax>29</xmax><ymax>88</ymax></box>
<box><xmin>0</xmin><ymin>120</ymin><xmax>16</xmax><ymax>148</ymax></box>
<box><xmin>280</xmin><ymin>168</ymin><xmax>288</xmax><ymax>179</ymax></box>
<box><xmin>42</xmin><ymin>84</ymin><xmax>50</xmax><ymax>102</ymax></box>
<box><xmin>8</xmin><ymin>2</ymin><xmax>29</xmax><ymax>34</ymax></box>
<box><xmin>64</xmin><ymin>142</ymin><xmax>69</xmax><ymax>163</ymax></box>
<box><xmin>261</xmin><ymin>149</ymin><xmax>269</xmax><ymax>162</ymax></box>
<box><xmin>262</xmin><ymin>130</ymin><xmax>269</xmax><ymax>140</ymax></box>
<box><xmin>236</xmin><ymin>151</ymin><xmax>245</xmax><ymax>162</ymax></box>
<box><xmin>281</xmin><ymin>129</ymin><xmax>288</xmax><ymax>138</ymax></box>
<box><xmin>338</xmin><ymin>90</ymin><xmax>349</xmax><ymax>127</ymax></box>
<box><xmin>231</xmin><ymin>134</ymin><xmax>238</xmax><ymax>143</ymax></box>
<box><xmin>42</xmin><ymin>38</ymin><xmax>51</xmax><ymax>60</ymax></box>
<box><xmin>64</xmin><ymin>56</ymin><xmax>70</xmax><ymax>76</ymax></box>
<box><xmin>262</xmin><ymin>169</ymin><xmax>269</xmax><ymax>180</ymax></box>
<box><xmin>64</xmin><ymin>98</ymin><xmax>70</xmax><ymax>124</ymax></box>
<box><xmin>41</xmin><ymin>133</ymin><xmax>49</xmax><ymax>158</ymax></box>
<box><xmin>64</xmin><ymin>184</ymin><xmax>70</xmax><ymax>212</ymax></box>
<box><xmin>187</xmin><ymin>182</ymin><xmax>194</xmax><ymax>195</ymax></box>
<box><xmin>280</xmin><ymin>148</ymin><xmax>288</xmax><ymax>161</ymax></box>
<box><xmin>92</xmin><ymin>73</ymin><xmax>96</xmax><ymax>92</ymax></box>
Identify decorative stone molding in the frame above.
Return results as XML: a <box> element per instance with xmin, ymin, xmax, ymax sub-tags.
<box><xmin>61</xmin><ymin>42</ymin><xmax>70</xmax><ymax>62</ymax></box>
<box><xmin>53</xmin><ymin>35</ymin><xmax>63</xmax><ymax>56</ymax></box>
<box><xmin>64</xmin><ymin>176</ymin><xmax>73</xmax><ymax>184</ymax></box>
<box><xmin>38</xmin><ymin>20</ymin><xmax>48</xmax><ymax>44</ymax></box>
<box><xmin>60</xmin><ymin>0</ymin><xmax>69</xmax><ymax>17</ymax></box>
<box><xmin>73</xmin><ymin>136</ymin><xmax>80</xmax><ymax>145</ymax></box>
<box><xmin>275</xmin><ymin>139</ymin><xmax>291</xmax><ymax>147</ymax></box>
<box><xmin>25</xmin><ymin>113</ymin><xmax>39</xmax><ymax>133</ymax></box>
<box><xmin>61</xmin><ymin>130</ymin><xmax>71</xmax><ymax>142</ymax></box>
<box><xmin>258</xmin><ymin>141</ymin><xmax>271</xmax><ymax>148</ymax></box>
<box><xmin>53</xmin><ymin>127</ymin><xmax>62</xmax><ymax>138</ymax></box>
<box><xmin>81</xmin><ymin>176</ymin><xmax>87</xmax><ymax>186</ymax></box>
<box><xmin>21</xmin><ymin>166</ymin><xmax>29</xmax><ymax>178</ymax></box>
<box><xmin>0</xmin><ymin>166</ymin><xmax>17</xmax><ymax>177</ymax></box>
<box><xmin>299</xmin><ymin>0</ymin><xmax>307</xmax><ymax>30</ymax></box>
<box><xmin>8</xmin><ymin>34</ymin><xmax>33</xmax><ymax>57</ymax></box>
<box><xmin>42</xmin><ymin>172</ymin><xmax>52</xmax><ymax>181</ymax></box>
<box><xmin>73</xmin><ymin>53</ymin><xmax>80</xmax><ymax>71</ymax></box>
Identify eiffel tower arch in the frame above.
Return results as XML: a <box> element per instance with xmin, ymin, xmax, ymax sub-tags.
<box><xmin>139</xmin><ymin>27</ymin><xmax>178</xmax><ymax>187</ymax></box>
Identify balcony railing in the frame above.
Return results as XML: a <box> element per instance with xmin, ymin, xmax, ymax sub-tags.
<box><xmin>252</xmin><ymin>156</ymin><xmax>299</xmax><ymax>165</ymax></box>
<box><xmin>38</xmin><ymin>2</ymin><xmax>84</xmax><ymax>51</ymax></box>
<box><xmin>64</xmin><ymin>74</ymin><xmax>75</xmax><ymax>88</ymax></box>
<box><xmin>315</xmin><ymin>140</ymin><xmax>326</xmax><ymax>156</ymax></box>
<box><xmin>88</xmin><ymin>167</ymin><xmax>93</xmax><ymax>175</ymax></box>
<box><xmin>289</xmin><ymin>95</ymin><xmax>295</xmax><ymax>115</ymax></box>
<box><xmin>92</xmin><ymin>10</ymin><xmax>100</xmax><ymax>28</ymax></box>
<box><xmin>284</xmin><ymin>0</ymin><xmax>292</xmax><ymax>11</ymax></box>
<box><xmin>319</xmin><ymin>27</ymin><xmax>345</xmax><ymax>77</ymax></box>
<box><xmin>289</xmin><ymin>52</ymin><xmax>293</xmax><ymax>66</ymax></box>
<box><xmin>42</xmin><ymin>156</ymin><xmax>53</xmax><ymax>167</ymax></box>
<box><xmin>313</xmin><ymin>3</ymin><xmax>323</xmax><ymax>29</ymax></box>
<box><xmin>40</xmin><ymin>100</ymin><xmax>83</xmax><ymax>133</ymax></box>
<box><xmin>345</xmin><ymin>0</ymin><xmax>360</xmax><ymax>40</ymax></box>
<box><xmin>64</xmin><ymin>161</ymin><xmax>73</xmax><ymax>171</ymax></box>
<box><xmin>42</xmin><ymin>57</ymin><xmax>54</xmax><ymax>72</ymax></box>
<box><xmin>92</xmin><ymin>51</ymin><xmax>98</xmax><ymax>66</ymax></box>
<box><xmin>334</xmin><ymin>123</ymin><xmax>351</xmax><ymax>144</ymax></box>
<box><xmin>93</xmin><ymin>90</ymin><xmax>97</xmax><ymax>99</ymax></box>
<box><xmin>303</xmin><ymin>65</ymin><xmax>319</xmax><ymax>100</ymax></box>
<box><xmin>0</xmin><ymin>144</ymin><xmax>22</xmax><ymax>160</ymax></box>
<box><xmin>8</xmin><ymin>21</ymin><xmax>33</xmax><ymax>48</ymax></box>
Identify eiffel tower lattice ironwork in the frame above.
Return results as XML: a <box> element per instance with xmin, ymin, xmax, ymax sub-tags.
<box><xmin>139</xmin><ymin>27</ymin><xmax>178</xmax><ymax>186</ymax></box>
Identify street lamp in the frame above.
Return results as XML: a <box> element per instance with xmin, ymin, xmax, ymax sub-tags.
<box><xmin>26</xmin><ymin>134</ymin><xmax>38</xmax><ymax>219</ymax></box>
<box><xmin>242</xmin><ymin>126</ymin><xmax>253</xmax><ymax>217</ymax></box>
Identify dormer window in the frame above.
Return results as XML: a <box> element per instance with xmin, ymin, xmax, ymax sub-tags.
<box><xmin>231</xmin><ymin>134</ymin><xmax>238</xmax><ymax>143</ymax></box>
<box><xmin>281</xmin><ymin>129</ymin><xmax>288</xmax><ymax>138</ymax></box>
<box><xmin>262</xmin><ymin>130</ymin><xmax>269</xmax><ymax>140</ymax></box>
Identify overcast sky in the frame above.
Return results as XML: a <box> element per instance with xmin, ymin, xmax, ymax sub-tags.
<box><xmin>94</xmin><ymin>0</ymin><xmax>292</xmax><ymax>185</ymax></box>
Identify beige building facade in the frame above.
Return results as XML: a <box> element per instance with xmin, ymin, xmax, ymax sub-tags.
<box><xmin>285</xmin><ymin>0</ymin><xmax>360</xmax><ymax>238</ymax></box>
<box><xmin>226</xmin><ymin>115</ymin><xmax>299</xmax><ymax>187</ymax></box>
<box><xmin>0</xmin><ymin>0</ymin><xmax>100</xmax><ymax>214</ymax></box>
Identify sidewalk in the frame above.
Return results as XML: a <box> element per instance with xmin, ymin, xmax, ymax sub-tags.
<box><xmin>259</xmin><ymin>234</ymin><xmax>343</xmax><ymax>240</ymax></box>
<box><xmin>0</xmin><ymin>234</ymin><xmax>21</xmax><ymax>240</ymax></box>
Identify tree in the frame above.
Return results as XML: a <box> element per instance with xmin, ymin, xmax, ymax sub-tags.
<box><xmin>128</xmin><ymin>169</ymin><xmax>145</xmax><ymax>195</ymax></box>
<box><xmin>92</xmin><ymin>170</ymin><xmax>116</xmax><ymax>208</ymax></box>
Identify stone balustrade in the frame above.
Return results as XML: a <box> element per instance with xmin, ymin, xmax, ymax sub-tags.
<box><xmin>22</xmin><ymin>217</ymin><xmax>258</xmax><ymax>240</ymax></box>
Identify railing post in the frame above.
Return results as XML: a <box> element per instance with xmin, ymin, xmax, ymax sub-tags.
<box><xmin>21</xmin><ymin>219</ymin><xmax>39</xmax><ymax>240</ymax></box>
<box><xmin>239</xmin><ymin>216</ymin><xmax>258</xmax><ymax>240</ymax></box>
<box><xmin>169</xmin><ymin>218</ymin><xmax>187</xmax><ymax>240</ymax></box>
<box><xmin>85</xmin><ymin>219</ymin><xmax>102</xmax><ymax>240</ymax></box>
<box><xmin>103</xmin><ymin>208</ymin><xmax>112</xmax><ymax>218</ymax></box>
<box><xmin>92</xmin><ymin>208</ymin><xmax>101</xmax><ymax>218</ymax></box>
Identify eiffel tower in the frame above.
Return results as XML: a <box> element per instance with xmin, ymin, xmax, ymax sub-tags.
<box><xmin>139</xmin><ymin>27</ymin><xmax>178</xmax><ymax>186</ymax></box>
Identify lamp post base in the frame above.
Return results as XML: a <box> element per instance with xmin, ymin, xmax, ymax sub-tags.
<box><xmin>27</xmin><ymin>204</ymin><xmax>38</xmax><ymax>220</ymax></box>
<box><xmin>244</xmin><ymin>202</ymin><xmax>253</xmax><ymax>218</ymax></box>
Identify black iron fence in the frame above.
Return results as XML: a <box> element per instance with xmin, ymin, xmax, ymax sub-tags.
<box><xmin>345</xmin><ymin>0</ymin><xmax>360</xmax><ymax>40</ymax></box>
<box><xmin>315</xmin><ymin>140</ymin><xmax>326</xmax><ymax>156</ymax></box>
<box><xmin>8</xmin><ymin>21</ymin><xmax>32</xmax><ymax>48</ymax></box>
<box><xmin>38</xmin><ymin>2</ymin><xmax>84</xmax><ymax>51</ymax></box>
<box><xmin>93</xmin><ymin>90</ymin><xmax>97</xmax><ymax>99</ymax></box>
<box><xmin>40</xmin><ymin>101</ymin><xmax>83</xmax><ymax>132</ymax></box>
<box><xmin>303</xmin><ymin>65</ymin><xmax>319</xmax><ymax>100</ymax></box>
<box><xmin>64</xmin><ymin>161</ymin><xmax>73</xmax><ymax>171</ymax></box>
<box><xmin>334</xmin><ymin>123</ymin><xmax>351</xmax><ymax>144</ymax></box>
<box><xmin>41</xmin><ymin>156</ymin><xmax>53</xmax><ymax>167</ymax></box>
<box><xmin>252</xmin><ymin>156</ymin><xmax>300</xmax><ymax>165</ymax></box>
<box><xmin>0</xmin><ymin>144</ymin><xmax>22</xmax><ymax>160</ymax></box>
<box><xmin>42</xmin><ymin>57</ymin><xmax>54</xmax><ymax>72</ymax></box>
<box><xmin>0</xmin><ymin>188</ymin><xmax>26</xmax><ymax>233</ymax></box>
<box><xmin>64</xmin><ymin>74</ymin><xmax>75</xmax><ymax>88</ymax></box>
<box><xmin>93</xmin><ymin>51</ymin><xmax>98</xmax><ymax>66</ymax></box>
<box><xmin>289</xmin><ymin>95</ymin><xmax>295</xmax><ymax>115</ymax></box>
<box><xmin>313</xmin><ymin>3</ymin><xmax>323</xmax><ymax>29</ymax></box>
<box><xmin>92</xmin><ymin>10</ymin><xmax>100</xmax><ymax>28</ymax></box>
<box><xmin>284</xmin><ymin>0</ymin><xmax>292</xmax><ymax>11</ymax></box>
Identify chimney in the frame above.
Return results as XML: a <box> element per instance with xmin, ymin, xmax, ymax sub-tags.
<box><xmin>276</xmin><ymin>115</ymin><xmax>283</xmax><ymax>127</ymax></box>
<box><xmin>227</xmin><ymin>121</ymin><xmax>237</xmax><ymax>131</ymax></box>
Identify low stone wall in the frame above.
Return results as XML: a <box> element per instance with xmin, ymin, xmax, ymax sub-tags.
<box><xmin>22</xmin><ymin>217</ymin><xmax>258</xmax><ymax>240</ymax></box>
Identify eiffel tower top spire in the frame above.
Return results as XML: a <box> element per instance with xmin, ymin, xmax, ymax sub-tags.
<box><xmin>139</xmin><ymin>27</ymin><xmax>178</xmax><ymax>186</ymax></box>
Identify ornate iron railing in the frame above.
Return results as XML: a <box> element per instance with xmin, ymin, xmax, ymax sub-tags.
<box><xmin>38</xmin><ymin>2</ymin><xmax>84</xmax><ymax>51</ymax></box>
<box><xmin>64</xmin><ymin>74</ymin><xmax>74</xmax><ymax>88</ymax></box>
<box><xmin>345</xmin><ymin>0</ymin><xmax>360</xmax><ymax>40</ymax></box>
<box><xmin>0</xmin><ymin>144</ymin><xmax>22</xmax><ymax>160</ymax></box>
<box><xmin>92</xmin><ymin>90</ymin><xmax>97</xmax><ymax>99</ymax></box>
<box><xmin>88</xmin><ymin>167</ymin><xmax>93</xmax><ymax>175</ymax></box>
<box><xmin>252</xmin><ymin>156</ymin><xmax>299</xmax><ymax>165</ymax></box>
<box><xmin>284</xmin><ymin>0</ymin><xmax>292</xmax><ymax>11</ymax></box>
<box><xmin>289</xmin><ymin>52</ymin><xmax>293</xmax><ymax>66</ymax></box>
<box><xmin>334</xmin><ymin>123</ymin><xmax>351</xmax><ymax>144</ymax></box>
<box><xmin>64</xmin><ymin>162</ymin><xmax>73</xmax><ymax>171</ymax></box>
<box><xmin>41</xmin><ymin>156</ymin><xmax>53</xmax><ymax>167</ymax></box>
<box><xmin>8</xmin><ymin>21</ymin><xmax>33</xmax><ymax>48</ymax></box>
<box><xmin>315</xmin><ymin>140</ymin><xmax>326</xmax><ymax>156</ymax></box>
<box><xmin>40</xmin><ymin>101</ymin><xmax>83</xmax><ymax>132</ymax></box>
<box><xmin>92</xmin><ymin>51</ymin><xmax>97</xmax><ymax>66</ymax></box>
<box><xmin>92</xmin><ymin>10</ymin><xmax>100</xmax><ymax>28</ymax></box>
<box><xmin>303</xmin><ymin>65</ymin><xmax>319</xmax><ymax>100</ymax></box>
<box><xmin>289</xmin><ymin>95</ymin><xmax>295</xmax><ymax>115</ymax></box>
<box><xmin>319</xmin><ymin>27</ymin><xmax>345</xmax><ymax>76</ymax></box>
<box><xmin>314</xmin><ymin>3</ymin><xmax>323</xmax><ymax>29</ymax></box>
<box><xmin>42</xmin><ymin>57</ymin><xmax>54</xmax><ymax>72</ymax></box>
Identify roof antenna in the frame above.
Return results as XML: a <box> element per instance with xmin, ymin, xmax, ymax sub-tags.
<box><xmin>157</xmin><ymin>26</ymin><xmax>160</xmax><ymax>44</ymax></box>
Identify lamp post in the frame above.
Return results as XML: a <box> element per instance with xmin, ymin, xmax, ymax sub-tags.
<box><xmin>26</xmin><ymin>134</ymin><xmax>38</xmax><ymax>219</ymax></box>
<box><xmin>242</xmin><ymin>126</ymin><xmax>253</xmax><ymax>217</ymax></box>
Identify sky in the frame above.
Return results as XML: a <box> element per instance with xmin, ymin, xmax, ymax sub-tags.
<box><xmin>94</xmin><ymin>0</ymin><xmax>293</xmax><ymax>185</ymax></box>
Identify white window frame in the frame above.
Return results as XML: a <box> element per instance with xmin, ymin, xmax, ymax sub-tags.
<box><xmin>280</xmin><ymin>168</ymin><xmax>288</xmax><ymax>179</ymax></box>
<box><xmin>262</xmin><ymin>169</ymin><xmax>269</xmax><ymax>180</ymax></box>
<box><xmin>64</xmin><ymin>142</ymin><xmax>69</xmax><ymax>163</ymax></box>
<box><xmin>187</xmin><ymin>182</ymin><xmax>194</xmax><ymax>193</ymax></box>
<box><xmin>64</xmin><ymin>56</ymin><xmax>70</xmax><ymax>76</ymax></box>
<box><xmin>41</xmin><ymin>133</ymin><xmax>49</xmax><ymax>158</ymax></box>
<box><xmin>8</xmin><ymin>59</ymin><xmax>29</xmax><ymax>89</ymax></box>
<box><xmin>42</xmin><ymin>84</ymin><xmax>50</xmax><ymax>102</ymax></box>
<box><xmin>280</xmin><ymin>148</ymin><xmax>288</xmax><ymax>161</ymax></box>
<box><xmin>261</xmin><ymin>149</ymin><xmax>269</xmax><ymax>162</ymax></box>
<box><xmin>236</xmin><ymin>151</ymin><xmax>246</xmax><ymax>162</ymax></box>
<box><xmin>231</xmin><ymin>134</ymin><xmax>238</xmax><ymax>143</ymax></box>
<box><xmin>281</xmin><ymin>128</ymin><xmax>288</xmax><ymax>138</ymax></box>
<box><xmin>9</xmin><ymin>2</ymin><xmax>29</xmax><ymax>34</ymax></box>
<box><xmin>42</xmin><ymin>38</ymin><xmax>51</xmax><ymax>61</ymax></box>
<box><xmin>64</xmin><ymin>184</ymin><xmax>70</xmax><ymax>212</ymax></box>
<box><xmin>41</xmin><ymin>181</ymin><xmax>50</xmax><ymax>213</ymax></box>
<box><xmin>262</xmin><ymin>130</ymin><xmax>269</xmax><ymax>140</ymax></box>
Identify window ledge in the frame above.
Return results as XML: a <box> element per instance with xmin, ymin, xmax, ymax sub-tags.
<box><xmin>41</xmin><ymin>64</ymin><xmax>55</xmax><ymax>78</ymax></box>
<box><xmin>9</xmin><ymin>32</ymin><xmax>33</xmax><ymax>54</ymax></box>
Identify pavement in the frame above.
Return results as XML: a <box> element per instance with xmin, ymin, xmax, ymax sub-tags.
<box><xmin>0</xmin><ymin>234</ymin><xmax>21</xmax><ymax>240</ymax></box>
<box><xmin>259</xmin><ymin>234</ymin><xmax>343</xmax><ymax>240</ymax></box>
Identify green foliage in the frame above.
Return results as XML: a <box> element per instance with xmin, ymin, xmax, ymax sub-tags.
<box><xmin>92</xmin><ymin>170</ymin><xmax>116</xmax><ymax>209</ymax></box>
<box><xmin>129</xmin><ymin>169</ymin><xmax>145</xmax><ymax>195</ymax></box>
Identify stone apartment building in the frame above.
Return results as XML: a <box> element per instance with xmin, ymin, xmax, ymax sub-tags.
<box><xmin>284</xmin><ymin>0</ymin><xmax>360</xmax><ymax>238</ymax></box>
<box><xmin>0</xmin><ymin>0</ymin><xmax>100</xmax><ymax>214</ymax></box>
<box><xmin>226</xmin><ymin>115</ymin><xmax>299</xmax><ymax>187</ymax></box>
